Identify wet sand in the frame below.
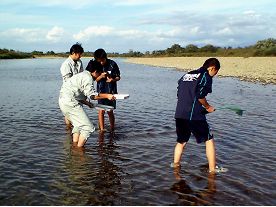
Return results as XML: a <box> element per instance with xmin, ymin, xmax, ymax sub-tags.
<box><xmin>125</xmin><ymin>57</ymin><xmax>276</xmax><ymax>84</ymax></box>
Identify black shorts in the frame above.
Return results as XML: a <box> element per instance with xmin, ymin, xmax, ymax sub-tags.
<box><xmin>175</xmin><ymin>118</ymin><xmax>213</xmax><ymax>144</ymax></box>
<box><xmin>98</xmin><ymin>99</ymin><xmax>116</xmax><ymax>109</ymax></box>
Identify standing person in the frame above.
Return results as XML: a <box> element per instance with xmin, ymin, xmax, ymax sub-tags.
<box><xmin>60</xmin><ymin>43</ymin><xmax>84</xmax><ymax>81</ymax></box>
<box><xmin>59</xmin><ymin>60</ymin><xmax>115</xmax><ymax>148</ymax></box>
<box><xmin>172</xmin><ymin>58</ymin><xmax>223</xmax><ymax>173</ymax></box>
<box><xmin>92</xmin><ymin>48</ymin><xmax>121</xmax><ymax>132</ymax></box>
<box><xmin>60</xmin><ymin>43</ymin><xmax>84</xmax><ymax>128</ymax></box>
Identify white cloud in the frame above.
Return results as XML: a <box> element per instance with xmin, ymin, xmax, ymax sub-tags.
<box><xmin>217</xmin><ymin>27</ymin><xmax>234</xmax><ymax>36</ymax></box>
<box><xmin>1</xmin><ymin>0</ymin><xmax>99</xmax><ymax>9</ymax></box>
<box><xmin>243</xmin><ymin>10</ymin><xmax>260</xmax><ymax>17</ymax></box>
<box><xmin>40</xmin><ymin>0</ymin><xmax>98</xmax><ymax>9</ymax></box>
<box><xmin>73</xmin><ymin>26</ymin><xmax>114</xmax><ymax>40</ymax></box>
<box><xmin>46</xmin><ymin>26</ymin><xmax>65</xmax><ymax>42</ymax></box>
<box><xmin>114</xmin><ymin>0</ymin><xmax>165</xmax><ymax>6</ymax></box>
<box><xmin>190</xmin><ymin>26</ymin><xmax>201</xmax><ymax>35</ymax></box>
<box><xmin>73</xmin><ymin>25</ymin><xmax>185</xmax><ymax>43</ymax></box>
<box><xmin>0</xmin><ymin>28</ymin><xmax>45</xmax><ymax>43</ymax></box>
<box><xmin>117</xmin><ymin>29</ymin><xmax>149</xmax><ymax>39</ymax></box>
<box><xmin>1</xmin><ymin>0</ymin><xmax>276</xmax><ymax>52</ymax></box>
<box><xmin>0</xmin><ymin>27</ymin><xmax>67</xmax><ymax>44</ymax></box>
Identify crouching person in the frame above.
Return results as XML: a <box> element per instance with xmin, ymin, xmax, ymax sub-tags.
<box><xmin>59</xmin><ymin>60</ymin><xmax>115</xmax><ymax>147</ymax></box>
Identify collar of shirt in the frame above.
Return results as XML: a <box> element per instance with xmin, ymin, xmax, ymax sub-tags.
<box><xmin>69</xmin><ymin>56</ymin><xmax>79</xmax><ymax>67</ymax></box>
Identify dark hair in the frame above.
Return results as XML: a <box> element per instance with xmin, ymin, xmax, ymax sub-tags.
<box><xmin>86</xmin><ymin>60</ymin><xmax>103</xmax><ymax>73</ymax></box>
<box><xmin>94</xmin><ymin>48</ymin><xmax>107</xmax><ymax>59</ymax></box>
<box><xmin>70</xmin><ymin>43</ymin><xmax>84</xmax><ymax>55</ymax></box>
<box><xmin>202</xmin><ymin>58</ymin><xmax>220</xmax><ymax>70</ymax></box>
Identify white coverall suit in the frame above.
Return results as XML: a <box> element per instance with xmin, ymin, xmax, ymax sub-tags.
<box><xmin>59</xmin><ymin>71</ymin><xmax>98</xmax><ymax>141</ymax></box>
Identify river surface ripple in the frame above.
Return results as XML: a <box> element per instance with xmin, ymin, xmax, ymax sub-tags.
<box><xmin>0</xmin><ymin>58</ymin><xmax>275</xmax><ymax>205</ymax></box>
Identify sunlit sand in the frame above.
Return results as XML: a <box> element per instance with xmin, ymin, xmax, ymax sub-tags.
<box><xmin>125</xmin><ymin>57</ymin><xmax>276</xmax><ymax>84</ymax></box>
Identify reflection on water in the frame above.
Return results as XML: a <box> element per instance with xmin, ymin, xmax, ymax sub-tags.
<box><xmin>171</xmin><ymin>165</ymin><xmax>217</xmax><ymax>205</ymax></box>
<box><xmin>52</xmin><ymin>131</ymin><xmax>123</xmax><ymax>206</ymax></box>
<box><xmin>0</xmin><ymin>58</ymin><xmax>275</xmax><ymax>205</ymax></box>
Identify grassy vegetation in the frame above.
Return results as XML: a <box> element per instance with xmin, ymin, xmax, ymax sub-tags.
<box><xmin>0</xmin><ymin>49</ymin><xmax>33</xmax><ymax>59</ymax></box>
<box><xmin>1</xmin><ymin>38</ymin><xmax>275</xmax><ymax>59</ymax></box>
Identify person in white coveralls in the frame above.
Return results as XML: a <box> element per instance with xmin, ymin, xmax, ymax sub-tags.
<box><xmin>60</xmin><ymin>43</ymin><xmax>84</xmax><ymax>129</ymax></box>
<box><xmin>59</xmin><ymin>60</ymin><xmax>115</xmax><ymax>147</ymax></box>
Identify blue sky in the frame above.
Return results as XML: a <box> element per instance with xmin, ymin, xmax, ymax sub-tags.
<box><xmin>0</xmin><ymin>0</ymin><xmax>275</xmax><ymax>53</ymax></box>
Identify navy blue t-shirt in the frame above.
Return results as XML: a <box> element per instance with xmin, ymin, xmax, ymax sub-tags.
<box><xmin>97</xmin><ymin>59</ymin><xmax>120</xmax><ymax>94</ymax></box>
<box><xmin>175</xmin><ymin>67</ymin><xmax>213</xmax><ymax>120</ymax></box>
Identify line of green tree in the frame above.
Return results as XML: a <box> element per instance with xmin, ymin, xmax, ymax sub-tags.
<box><xmin>0</xmin><ymin>49</ymin><xmax>33</xmax><ymax>59</ymax></box>
<box><xmin>1</xmin><ymin>38</ymin><xmax>275</xmax><ymax>59</ymax></box>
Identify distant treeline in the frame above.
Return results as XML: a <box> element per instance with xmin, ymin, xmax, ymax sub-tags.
<box><xmin>1</xmin><ymin>38</ymin><xmax>275</xmax><ymax>59</ymax></box>
<box><xmin>0</xmin><ymin>49</ymin><xmax>33</xmax><ymax>59</ymax></box>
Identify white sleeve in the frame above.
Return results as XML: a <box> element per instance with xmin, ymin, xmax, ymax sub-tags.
<box><xmin>60</xmin><ymin>62</ymin><xmax>72</xmax><ymax>81</ymax></box>
<box><xmin>82</xmin><ymin>76</ymin><xmax>98</xmax><ymax>98</ymax></box>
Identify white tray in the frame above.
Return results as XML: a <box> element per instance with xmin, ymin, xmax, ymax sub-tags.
<box><xmin>114</xmin><ymin>94</ymin><xmax>130</xmax><ymax>99</ymax></box>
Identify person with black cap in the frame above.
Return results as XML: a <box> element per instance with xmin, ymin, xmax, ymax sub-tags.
<box><xmin>59</xmin><ymin>60</ymin><xmax>115</xmax><ymax>148</ymax></box>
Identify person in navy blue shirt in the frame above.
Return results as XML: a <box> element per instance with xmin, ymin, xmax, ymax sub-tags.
<box><xmin>173</xmin><ymin>58</ymin><xmax>221</xmax><ymax>173</ymax></box>
<box><xmin>91</xmin><ymin>48</ymin><xmax>121</xmax><ymax>132</ymax></box>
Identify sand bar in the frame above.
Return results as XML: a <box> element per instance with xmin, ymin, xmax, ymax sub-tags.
<box><xmin>125</xmin><ymin>57</ymin><xmax>276</xmax><ymax>84</ymax></box>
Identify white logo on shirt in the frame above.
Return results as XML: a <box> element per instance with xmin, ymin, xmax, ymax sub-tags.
<box><xmin>182</xmin><ymin>73</ymin><xmax>200</xmax><ymax>81</ymax></box>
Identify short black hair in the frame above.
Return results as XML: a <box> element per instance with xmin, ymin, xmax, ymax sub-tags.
<box><xmin>86</xmin><ymin>60</ymin><xmax>103</xmax><ymax>73</ymax></box>
<box><xmin>202</xmin><ymin>58</ymin><xmax>220</xmax><ymax>70</ymax></box>
<box><xmin>94</xmin><ymin>48</ymin><xmax>107</xmax><ymax>59</ymax></box>
<box><xmin>70</xmin><ymin>43</ymin><xmax>84</xmax><ymax>55</ymax></box>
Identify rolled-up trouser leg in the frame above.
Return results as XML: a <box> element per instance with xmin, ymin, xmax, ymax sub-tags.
<box><xmin>59</xmin><ymin>100</ymin><xmax>95</xmax><ymax>141</ymax></box>
<box><xmin>71</xmin><ymin>105</ymin><xmax>95</xmax><ymax>140</ymax></box>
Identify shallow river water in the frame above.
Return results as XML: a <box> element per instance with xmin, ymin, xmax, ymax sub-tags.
<box><xmin>0</xmin><ymin>58</ymin><xmax>275</xmax><ymax>205</ymax></box>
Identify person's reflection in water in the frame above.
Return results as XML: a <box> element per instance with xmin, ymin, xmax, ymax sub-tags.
<box><xmin>89</xmin><ymin>131</ymin><xmax>122</xmax><ymax>205</ymax></box>
<box><xmin>51</xmin><ymin>135</ymin><xmax>95</xmax><ymax>205</ymax></box>
<box><xmin>98</xmin><ymin>131</ymin><xmax>114</xmax><ymax>152</ymax></box>
<box><xmin>71</xmin><ymin>143</ymin><xmax>86</xmax><ymax>162</ymax></box>
<box><xmin>171</xmin><ymin>166</ymin><xmax>217</xmax><ymax>205</ymax></box>
<box><xmin>53</xmin><ymin>132</ymin><xmax>123</xmax><ymax>205</ymax></box>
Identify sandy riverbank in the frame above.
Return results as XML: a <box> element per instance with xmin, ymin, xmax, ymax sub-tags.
<box><xmin>125</xmin><ymin>57</ymin><xmax>276</xmax><ymax>84</ymax></box>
